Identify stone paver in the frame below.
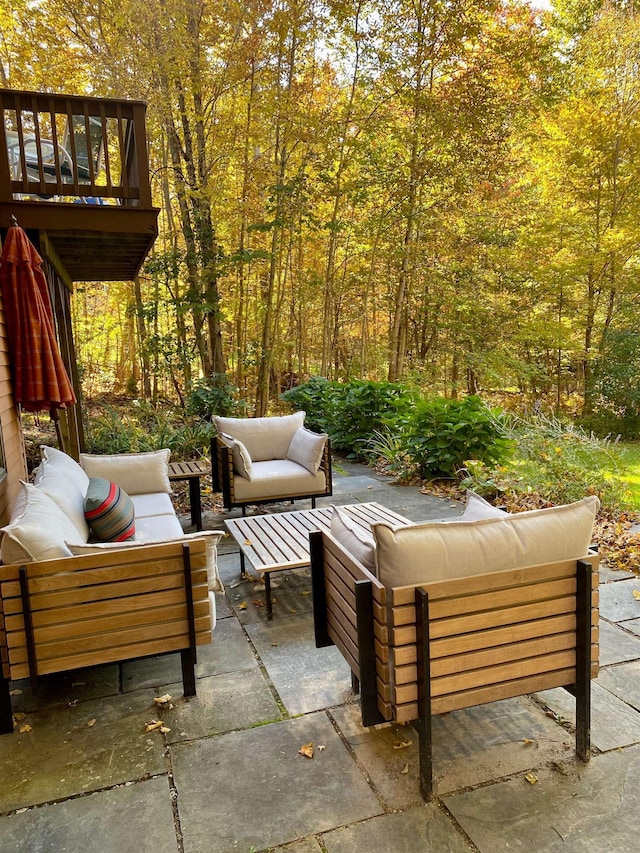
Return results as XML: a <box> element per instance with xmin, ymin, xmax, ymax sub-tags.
<box><xmin>598</xmin><ymin>577</ymin><xmax>640</xmax><ymax>622</ymax></box>
<box><xmin>598</xmin><ymin>619</ymin><xmax>640</xmax><ymax>665</ymax></box>
<box><xmin>0</xmin><ymin>689</ymin><xmax>164</xmax><ymax>811</ymax></box>
<box><xmin>596</xmin><ymin>660</ymin><xmax>640</xmax><ymax>713</ymax></box>
<box><xmin>245</xmin><ymin>612</ymin><xmax>352</xmax><ymax>715</ymax></box>
<box><xmin>322</xmin><ymin>806</ymin><xmax>471</xmax><ymax>853</ymax></box>
<box><xmin>444</xmin><ymin>745</ymin><xmax>640</xmax><ymax>852</ymax></box>
<box><xmin>162</xmin><ymin>668</ymin><xmax>283</xmax><ymax>742</ymax></box>
<box><xmin>170</xmin><ymin>712</ymin><xmax>383</xmax><ymax>853</ymax></box>
<box><xmin>0</xmin><ymin>777</ymin><xmax>177</xmax><ymax>853</ymax></box>
<box><xmin>537</xmin><ymin>681</ymin><xmax>640</xmax><ymax>751</ymax></box>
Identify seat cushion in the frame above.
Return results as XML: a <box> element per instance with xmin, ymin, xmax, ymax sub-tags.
<box><xmin>214</xmin><ymin>412</ymin><xmax>305</xmax><ymax>462</ymax></box>
<box><xmin>232</xmin><ymin>459</ymin><xmax>326</xmax><ymax>502</ymax></box>
<box><xmin>84</xmin><ymin>478</ymin><xmax>136</xmax><ymax>542</ymax></box>
<box><xmin>373</xmin><ymin>495</ymin><xmax>599</xmax><ymax>589</ymax></box>
<box><xmin>134</xmin><ymin>512</ymin><xmax>185</xmax><ymax>541</ymax></box>
<box><xmin>1</xmin><ymin>482</ymin><xmax>84</xmax><ymax>563</ymax></box>
<box><xmin>131</xmin><ymin>492</ymin><xmax>175</xmax><ymax>518</ymax></box>
<box><xmin>80</xmin><ymin>449</ymin><xmax>171</xmax><ymax>495</ymax></box>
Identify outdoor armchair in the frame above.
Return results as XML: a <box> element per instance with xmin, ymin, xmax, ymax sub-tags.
<box><xmin>211</xmin><ymin>411</ymin><xmax>332</xmax><ymax>515</ymax></box>
<box><xmin>311</xmin><ymin>496</ymin><xmax>600</xmax><ymax>801</ymax></box>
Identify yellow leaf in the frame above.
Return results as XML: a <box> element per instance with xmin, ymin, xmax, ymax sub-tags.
<box><xmin>525</xmin><ymin>773</ymin><xmax>538</xmax><ymax>785</ymax></box>
<box><xmin>632</xmin><ymin>590</ymin><xmax>640</xmax><ymax>600</ymax></box>
<box><xmin>86</xmin><ymin>719</ymin><xmax>97</xmax><ymax>728</ymax></box>
<box><xmin>155</xmin><ymin>694</ymin><xmax>173</xmax><ymax>705</ymax></box>
<box><xmin>145</xmin><ymin>720</ymin><xmax>164</xmax><ymax>733</ymax></box>
<box><xmin>400</xmin><ymin>763</ymin><xmax>409</xmax><ymax>774</ymax></box>
<box><xmin>298</xmin><ymin>742</ymin><xmax>314</xmax><ymax>759</ymax></box>
<box><xmin>238</xmin><ymin>602</ymin><xmax>247</xmax><ymax>610</ymax></box>
<box><xmin>13</xmin><ymin>712</ymin><xmax>25</xmax><ymax>721</ymax></box>
<box><xmin>160</xmin><ymin>726</ymin><xmax>171</xmax><ymax>734</ymax></box>
<box><xmin>523</xmin><ymin>738</ymin><xmax>537</xmax><ymax>747</ymax></box>
<box><xmin>392</xmin><ymin>739</ymin><xmax>412</xmax><ymax>750</ymax></box>
<box><xmin>244</xmin><ymin>539</ymin><xmax>253</xmax><ymax>546</ymax></box>
<box><xmin>19</xmin><ymin>724</ymin><xmax>32</xmax><ymax>733</ymax></box>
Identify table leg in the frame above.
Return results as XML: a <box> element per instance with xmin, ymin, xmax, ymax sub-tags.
<box><xmin>188</xmin><ymin>476</ymin><xmax>203</xmax><ymax>531</ymax></box>
<box><xmin>239</xmin><ymin>550</ymin><xmax>246</xmax><ymax>579</ymax></box>
<box><xmin>265</xmin><ymin>571</ymin><xmax>273</xmax><ymax>620</ymax></box>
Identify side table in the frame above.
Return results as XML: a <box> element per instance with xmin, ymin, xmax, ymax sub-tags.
<box><xmin>168</xmin><ymin>460</ymin><xmax>209</xmax><ymax>531</ymax></box>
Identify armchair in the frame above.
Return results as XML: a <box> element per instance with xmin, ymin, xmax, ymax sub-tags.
<box><xmin>211</xmin><ymin>411</ymin><xmax>332</xmax><ymax>515</ymax></box>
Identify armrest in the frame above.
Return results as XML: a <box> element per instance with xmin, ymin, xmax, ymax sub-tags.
<box><xmin>211</xmin><ymin>435</ymin><xmax>234</xmax><ymax>506</ymax></box>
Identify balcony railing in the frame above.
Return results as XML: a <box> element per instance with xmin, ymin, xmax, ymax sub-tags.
<box><xmin>0</xmin><ymin>89</ymin><xmax>152</xmax><ymax>208</ymax></box>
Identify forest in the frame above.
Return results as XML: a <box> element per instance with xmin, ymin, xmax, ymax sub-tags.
<box><xmin>2</xmin><ymin>0</ymin><xmax>640</xmax><ymax>431</ymax></box>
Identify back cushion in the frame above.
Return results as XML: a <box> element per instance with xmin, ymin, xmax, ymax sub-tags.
<box><xmin>214</xmin><ymin>412</ymin><xmax>305</xmax><ymax>462</ymax></box>
<box><xmin>80</xmin><ymin>449</ymin><xmax>171</xmax><ymax>495</ymax></box>
<box><xmin>373</xmin><ymin>495</ymin><xmax>599</xmax><ymax>589</ymax></box>
<box><xmin>33</xmin><ymin>447</ymin><xmax>90</xmax><ymax>539</ymax></box>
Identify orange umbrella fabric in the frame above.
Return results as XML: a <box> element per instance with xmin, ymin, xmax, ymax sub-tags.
<box><xmin>0</xmin><ymin>223</ymin><xmax>76</xmax><ymax>414</ymax></box>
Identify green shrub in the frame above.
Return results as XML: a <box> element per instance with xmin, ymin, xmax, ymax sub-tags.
<box><xmin>283</xmin><ymin>377</ymin><xmax>417</xmax><ymax>457</ymax></box>
<box><xmin>186</xmin><ymin>373</ymin><xmax>240</xmax><ymax>420</ymax></box>
<box><xmin>400</xmin><ymin>396</ymin><xmax>511</xmax><ymax>477</ymax></box>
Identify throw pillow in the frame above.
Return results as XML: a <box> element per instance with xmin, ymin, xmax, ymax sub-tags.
<box><xmin>459</xmin><ymin>490</ymin><xmax>506</xmax><ymax>521</ymax></box>
<box><xmin>84</xmin><ymin>477</ymin><xmax>136</xmax><ymax>542</ymax></box>
<box><xmin>286</xmin><ymin>427</ymin><xmax>327</xmax><ymax>475</ymax></box>
<box><xmin>219</xmin><ymin>432</ymin><xmax>253</xmax><ymax>480</ymax></box>
<box><xmin>0</xmin><ymin>482</ymin><xmax>83</xmax><ymax>564</ymax></box>
<box><xmin>330</xmin><ymin>507</ymin><xmax>376</xmax><ymax>571</ymax></box>
<box><xmin>79</xmin><ymin>449</ymin><xmax>171</xmax><ymax>495</ymax></box>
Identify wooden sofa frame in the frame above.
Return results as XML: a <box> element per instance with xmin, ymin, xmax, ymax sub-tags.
<box><xmin>211</xmin><ymin>435</ymin><xmax>333</xmax><ymax>514</ymax></box>
<box><xmin>310</xmin><ymin>529</ymin><xmax>599</xmax><ymax>801</ymax></box>
<box><xmin>0</xmin><ymin>539</ymin><xmax>212</xmax><ymax>734</ymax></box>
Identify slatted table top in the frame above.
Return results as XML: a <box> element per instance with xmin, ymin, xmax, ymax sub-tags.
<box><xmin>225</xmin><ymin>502</ymin><xmax>410</xmax><ymax>574</ymax></box>
<box><xmin>168</xmin><ymin>460</ymin><xmax>210</xmax><ymax>480</ymax></box>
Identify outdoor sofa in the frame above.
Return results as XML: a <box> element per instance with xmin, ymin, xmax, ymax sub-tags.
<box><xmin>211</xmin><ymin>410</ymin><xmax>332</xmax><ymax>514</ymax></box>
<box><xmin>311</xmin><ymin>492</ymin><xmax>600</xmax><ymax>800</ymax></box>
<box><xmin>0</xmin><ymin>446</ymin><xmax>222</xmax><ymax>733</ymax></box>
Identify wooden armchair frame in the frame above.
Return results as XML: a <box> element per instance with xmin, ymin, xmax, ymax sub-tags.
<box><xmin>211</xmin><ymin>435</ymin><xmax>333</xmax><ymax>515</ymax></box>
<box><xmin>0</xmin><ymin>539</ymin><xmax>212</xmax><ymax>733</ymax></box>
<box><xmin>310</xmin><ymin>529</ymin><xmax>599</xmax><ymax>801</ymax></box>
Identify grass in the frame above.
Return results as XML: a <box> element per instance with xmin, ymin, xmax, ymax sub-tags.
<box><xmin>609</xmin><ymin>443</ymin><xmax>640</xmax><ymax>510</ymax></box>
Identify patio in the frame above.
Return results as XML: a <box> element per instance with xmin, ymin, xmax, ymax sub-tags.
<box><xmin>1</xmin><ymin>459</ymin><xmax>640</xmax><ymax>852</ymax></box>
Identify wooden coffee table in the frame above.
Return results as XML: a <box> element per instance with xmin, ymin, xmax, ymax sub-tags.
<box><xmin>225</xmin><ymin>502</ymin><xmax>409</xmax><ymax>619</ymax></box>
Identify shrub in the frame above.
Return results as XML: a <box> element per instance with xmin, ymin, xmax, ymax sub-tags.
<box><xmin>283</xmin><ymin>377</ymin><xmax>417</xmax><ymax>457</ymax></box>
<box><xmin>400</xmin><ymin>396</ymin><xmax>511</xmax><ymax>477</ymax></box>
<box><xmin>186</xmin><ymin>373</ymin><xmax>239</xmax><ymax>420</ymax></box>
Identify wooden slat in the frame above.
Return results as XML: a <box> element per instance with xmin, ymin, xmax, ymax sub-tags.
<box><xmin>389</xmin><ymin>555</ymin><xmax>600</xmax><ymax>606</ymax></box>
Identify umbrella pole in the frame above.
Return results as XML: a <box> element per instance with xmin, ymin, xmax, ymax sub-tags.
<box><xmin>50</xmin><ymin>407</ymin><xmax>66</xmax><ymax>454</ymax></box>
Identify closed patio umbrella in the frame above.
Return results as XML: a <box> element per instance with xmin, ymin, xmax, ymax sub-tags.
<box><xmin>0</xmin><ymin>218</ymin><xmax>76</xmax><ymax>450</ymax></box>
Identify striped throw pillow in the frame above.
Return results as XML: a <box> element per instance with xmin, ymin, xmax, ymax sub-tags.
<box><xmin>84</xmin><ymin>477</ymin><xmax>135</xmax><ymax>542</ymax></box>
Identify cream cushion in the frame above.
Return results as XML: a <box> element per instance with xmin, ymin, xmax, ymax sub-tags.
<box><xmin>80</xmin><ymin>449</ymin><xmax>171</xmax><ymax>495</ymax></box>
<box><xmin>1</xmin><ymin>482</ymin><xmax>85</xmax><ymax>563</ymax></box>
<box><xmin>455</xmin><ymin>490</ymin><xmax>506</xmax><ymax>521</ymax></box>
<box><xmin>33</xmin><ymin>447</ymin><xmax>91</xmax><ymax>539</ymax></box>
<box><xmin>330</xmin><ymin>507</ymin><xmax>376</xmax><ymax>571</ymax></box>
<box><xmin>214</xmin><ymin>412</ymin><xmax>305</xmax><ymax>462</ymax></box>
<box><xmin>134</xmin><ymin>513</ymin><xmax>185</xmax><ymax>541</ymax></box>
<box><xmin>219</xmin><ymin>432</ymin><xmax>253</xmax><ymax>480</ymax></box>
<box><xmin>287</xmin><ymin>427</ymin><xmax>327</xmax><ymax>475</ymax></box>
<box><xmin>130</xmin><ymin>492</ymin><xmax>175</xmax><ymax>518</ymax></box>
<box><xmin>232</xmin><ymin>459</ymin><xmax>326</xmax><ymax>502</ymax></box>
<box><xmin>373</xmin><ymin>495</ymin><xmax>600</xmax><ymax>589</ymax></box>
<box><xmin>68</xmin><ymin>530</ymin><xmax>225</xmax><ymax>592</ymax></box>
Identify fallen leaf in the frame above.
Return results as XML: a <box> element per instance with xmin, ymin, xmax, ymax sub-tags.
<box><xmin>633</xmin><ymin>590</ymin><xmax>640</xmax><ymax>600</ymax></box>
<box><xmin>238</xmin><ymin>602</ymin><xmax>247</xmax><ymax>610</ymax></box>
<box><xmin>317</xmin><ymin>744</ymin><xmax>325</xmax><ymax>752</ymax></box>
<box><xmin>244</xmin><ymin>539</ymin><xmax>253</xmax><ymax>546</ymax></box>
<box><xmin>160</xmin><ymin>726</ymin><xmax>171</xmax><ymax>734</ymax></box>
<box><xmin>155</xmin><ymin>694</ymin><xmax>173</xmax><ymax>706</ymax></box>
<box><xmin>302</xmin><ymin>590</ymin><xmax>311</xmax><ymax>596</ymax></box>
<box><xmin>523</xmin><ymin>738</ymin><xmax>538</xmax><ymax>747</ymax></box>
<box><xmin>253</xmin><ymin>599</ymin><xmax>264</xmax><ymax>608</ymax></box>
<box><xmin>400</xmin><ymin>763</ymin><xmax>409</xmax><ymax>775</ymax></box>
<box><xmin>145</xmin><ymin>720</ymin><xmax>164</xmax><ymax>733</ymax></box>
<box><xmin>525</xmin><ymin>773</ymin><xmax>539</xmax><ymax>785</ymax></box>
<box><xmin>13</xmin><ymin>712</ymin><xmax>25</xmax><ymax>721</ymax></box>
<box><xmin>271</xmin><ymin>642</ymin><xmax>278</xmax><ymax>647</ymax></box>
<box><xmin>86</xmin><ymin>719</ymin><xmax>97</xmax><ymax>728</ymax></box>
<box><xmin>9</xmin><ymin>689</ymin><xmax>22</xmax><ymax>696</ymax></box>
<box><xmin>19</xmin><ymin>724</ymin><xmax>32</xmax><ymax>733</ymax></box>
<box><xmin>298</xmin><ymin>742</ymin><xmax>314</xmax><ymax>759</ymax></box>
<box><xmin>393</xmin><ymin>739</ymin><xmax>412</xmax><ymax>750</ymax></box>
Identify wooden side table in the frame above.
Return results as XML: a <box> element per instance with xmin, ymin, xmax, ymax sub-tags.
<box><xmin>168</xmin><ymin>460</ymin><xmax>209</xmax><ymax>531</ymax></box>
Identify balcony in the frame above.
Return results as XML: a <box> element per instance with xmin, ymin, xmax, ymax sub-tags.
<box><xmin>0</xmin><ymin>89</ymin><xmax>159</xmax><ymax>281</ymax></box>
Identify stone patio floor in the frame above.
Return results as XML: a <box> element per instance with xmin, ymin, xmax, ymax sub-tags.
<box><xmin>2</xmin><ymin>460</ymin><xmax>640</xmax><ymax>852</ymax></box>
